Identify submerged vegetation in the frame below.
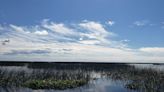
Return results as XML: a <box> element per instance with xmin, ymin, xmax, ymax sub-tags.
<box><xmin>0</xmin><ymin>62</ymin><xmax>163</xmax><ymax>91</ymax></box>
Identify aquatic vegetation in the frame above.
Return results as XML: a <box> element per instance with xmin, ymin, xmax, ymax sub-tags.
<box><xmin>125</xmin><ymin>81</ymin><xmax>140</xmax><ymax>90</ymax></box>
<box><xmin>23</xmin><ymin>79</ymin><xmax>88</xmax><ymax>89</ymax></box>
<box><xmin>0</xmin><ymin>62</ymin><xmax>163</xmax><ymax>92</ymax></box>
<box><xmin>0</xmin><ymin>64</ymin><xmax>90</xmax><ymax>89</ymax></box>
<box><xmin>125</xmin><ymin>68</ymin><xmax>164</xmax><ymax>92</ymax></box>
<box><xmin>102</xmin><ymin>66</ymin><xmax>164</xmax><ymax>92</ymax></box>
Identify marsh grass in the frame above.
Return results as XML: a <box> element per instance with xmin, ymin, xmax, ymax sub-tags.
<box><xmin>0</xmin><ymin>63</ymin><xmax>163</xmax><ymax>91</ymax></box>
<box><xmin>0</xmin><ymin>66</ymin><xmax>90</xmax><ymax>89</ymax></box>
<box><xmin>102</xmin><ymin>66</ymin><xmax>164</xmax><ymax>92</ymax></box>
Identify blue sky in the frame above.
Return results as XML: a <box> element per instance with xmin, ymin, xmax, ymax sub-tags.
<box><xmin>0</xmin><ymin>0</ymin><xmax>164</xmax><ymax>62</ymax></box>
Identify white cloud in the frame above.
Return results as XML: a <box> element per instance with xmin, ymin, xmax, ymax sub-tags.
<box><xmin>42</xmin><ymin>22</ymin><xmax>76</xmax><ymax>36</ymax></box>
<box><xmin>139</xmin><ymin>47</ymin><xmax>164</xmax><ymax>54</ymax></box>
<box><xmin>10</xmin><ymin>24</ymin><xmax>26</xmax><ymax>33</ymax></box>
<box><xmin>121</xmin><ymin>39</ymin><xmax>130</xmax><ymax>42</ymax></box>
<box><xmin>34</xmin><ymin>30</ymin><xmax>48</xmax><ymax>36</ymax></box>
<box><xmin>107</xmin><ymin>20</ymin><xmax>115</xmax><ymax>26</ymax></box>
<box><xmin>0</xmin><ymin>20</ymin><xmax>164</xmax><ymax>63</ymax></box>
<box><xmin>79</xmin><ymin>40</ymin><xmax>101</xmax><ymax>45</ymax></box>
<box><xmin>133</xmin><ymin>20</ymin><xmax>149</xmax><ymax>26</ymax></box>
<box><xmin>79</xmin><ymin>21</ymin><xmax>110</xmax><ymax>37</ymax></box>
<box><xmin>9</xmin><ymin>24</ymin><xmax>32</xmax><ymax>34</ymax></box>
<box><xmin>78</xmin><ymin>20</ymin><xmax>116</xmax><ymax>46</ymax></box>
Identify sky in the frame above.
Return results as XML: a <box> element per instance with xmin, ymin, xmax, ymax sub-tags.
<box><xmin>0</xmin><ymin>0</ymin><xmax>164</xmax><ymax>63</ymax></box>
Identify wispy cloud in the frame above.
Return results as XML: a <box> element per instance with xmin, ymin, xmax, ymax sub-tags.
<box><xmin>10</xmin><ymin>24</ymin><xmax>27</xmax><ymax>33</ymax></box>
<box><xmin>107</xmin><ymin>20</ymin><xmax>115</xmax><ymax>26</ymax></box>
<box><xmin>4</xmin><ymin>49</ymin><xmax>51</xmax><ymax>55</ymax></box>
<box><xmin>78</xmin><ymin>20</ymin><xmax>116</xmax><ymax>46</ymax></box>
<box><xmin>133</xmin><ymin>20</ymin><xmax>149</xmax><ymax>27</ymax></box>
<box><xmin>34</xmin><ymin>30</ymin><xmax>48</xmax><ymax>36</ymax></box>
<box><xmin>0</xmin><ymin>20</ymin><xmax>164</xmax><ymax>63</ymax></box>
<box><xmin>139</xmin><ymin>47</ymin><xmax>164</xmax><ymax>54</ymax></box>
<box><xmin>132</xmin><ymin>20</ymin><xmax>160</xmax><ymax>28</ymax></box>
<box><xmin>43</xmin><ymin>22</ymin><xmax>76</xmax><ymax>36</ymax></box>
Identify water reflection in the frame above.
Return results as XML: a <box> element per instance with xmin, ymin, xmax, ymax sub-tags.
<box><xmin>0</xmin><ymin>62</ymin><xmax>163</xmax><ymax>92</ymax></box>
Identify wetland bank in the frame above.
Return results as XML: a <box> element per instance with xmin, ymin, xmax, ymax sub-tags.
<box><xmin>0</xmin><ymin>62</ymin><xmax>163</xmax><ymax>92</ymax></box>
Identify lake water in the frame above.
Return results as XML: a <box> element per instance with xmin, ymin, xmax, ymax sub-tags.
<box><xmin>0</xmin><ymin>62</ymin><xmax>163</xmax><ymax>92</ymax></box>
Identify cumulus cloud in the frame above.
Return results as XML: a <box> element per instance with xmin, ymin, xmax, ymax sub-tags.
<box><xmin>0</xmin><ymin>20</ymin><xmax>164</xmax><ymax>63</ymax></box>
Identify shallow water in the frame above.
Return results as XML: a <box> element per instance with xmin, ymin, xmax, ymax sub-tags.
<box><xmin>0</xmin><ymin>79</ymin><xmax>134</xmax><ymax>92</ymax></box>
<box><xmin>0</xmin><ymin>62</ymin><xmax>163</xmax><ymax>92</ymax></box>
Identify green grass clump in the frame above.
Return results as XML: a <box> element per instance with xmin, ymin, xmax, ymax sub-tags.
<box><xmin>23</xmin><ymin>79</ymin><xmax>88</xmax><ymax>90</ymax></box>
